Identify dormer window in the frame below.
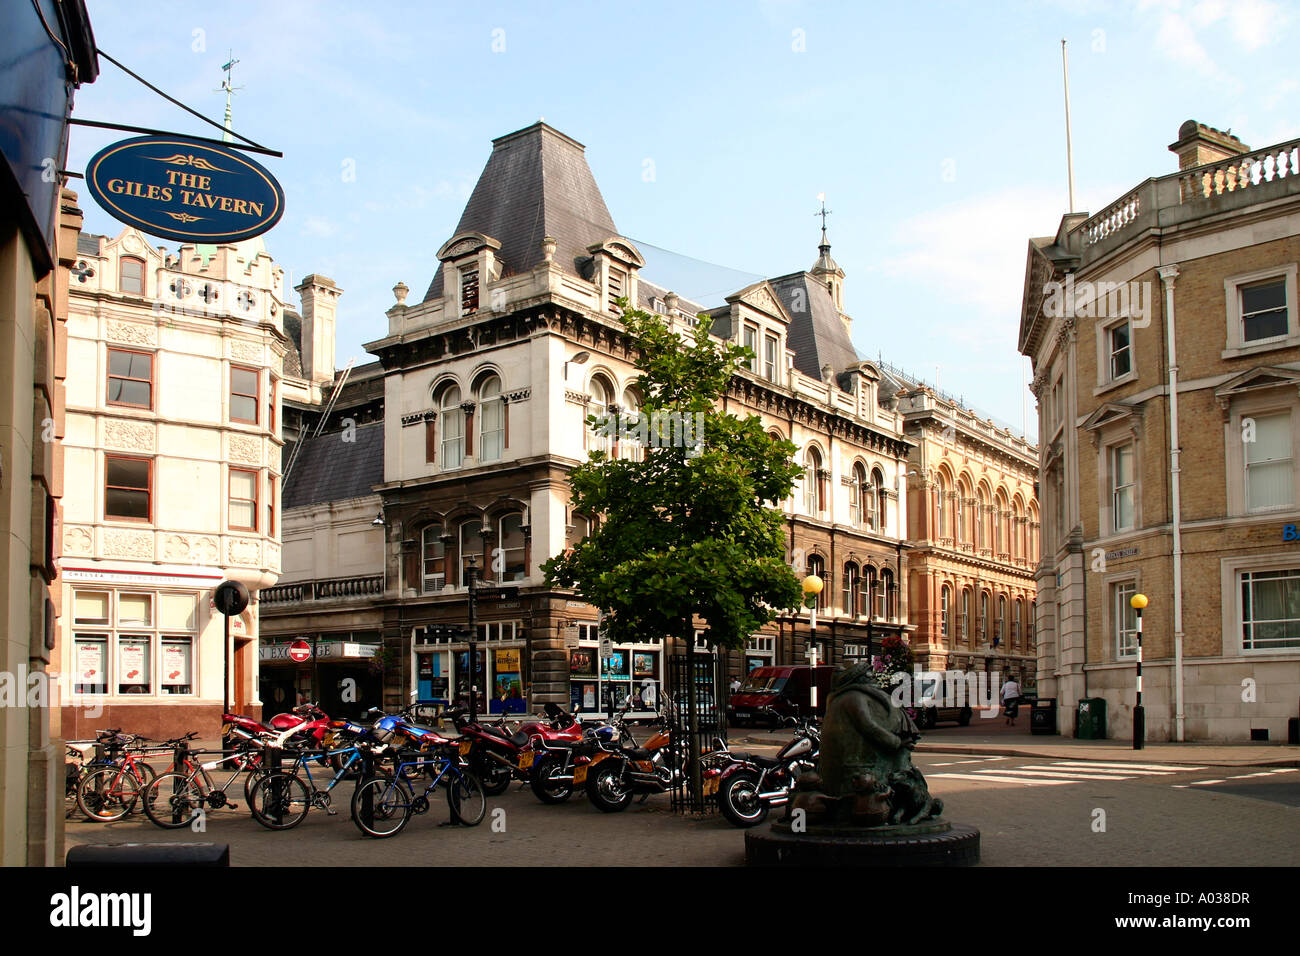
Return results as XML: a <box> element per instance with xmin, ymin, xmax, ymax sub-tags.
<box><xmin>764</xmin><ymin>335</ymin><xmax>778</xmax><ymax>382</ymax></box>
<box><xmin>120</xmin><ymin>257</ymin><xmax>145</xmax><ymax>296</ymax></box>
<box><xmin>460</xmin><ymin>267</ymin><xmax>479</xmax><ymax>316</ymax></box>
<box><xmin>744</xmin><ymin>324</ymin><xmax>758</xmax><ymax>373</ymax></box>
<box><xmin>608</xmin><ymin>267</ymin><xmax>626</xmax><ymax>313</ymax></box>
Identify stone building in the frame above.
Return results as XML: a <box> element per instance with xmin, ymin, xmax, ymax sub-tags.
<box><xmin>885</xmin><ymin>370</ymin><xmax>1040</xmax><ymax>690</ymax></box>
<box><xmin>1019</xmin><ymin>120</ymin><xmax>1300</xmax><ymax>742</ymax></box>
<box><xmin>262</xmin><ymin>122</ymin><xmax>917</xmax><ymax>718</ymax></box>
<box><xmin>0</xmin><ymin>0</ymin><xmax>96</xmax><ymax>866</ymax></box>
<box><xmin>59</xmin><ymin>229</ymin><xmax>295</xmax><ymax>738</ymax></box>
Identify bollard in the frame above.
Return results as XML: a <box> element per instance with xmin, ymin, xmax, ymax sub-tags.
<box><xmin>67</xmin><ymin>843</ymin><xmax>230</xmax><ymax>867</ymax></box>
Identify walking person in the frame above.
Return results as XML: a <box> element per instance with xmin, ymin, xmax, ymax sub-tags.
<box><xmin>1001</xmin><ymin>674</ymin><xmax>1022</xmax><ymax>726</ymax></box>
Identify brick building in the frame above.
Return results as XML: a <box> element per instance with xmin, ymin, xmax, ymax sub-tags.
<box><xmin>1019</xmin><ymin>120</ymin><xmax>1300</xmax><ymax>742</ymax></box>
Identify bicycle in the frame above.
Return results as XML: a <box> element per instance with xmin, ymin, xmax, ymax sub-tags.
<box><xmin>75</xmin><ymin>731</ymin><xmax>167</xmax><ymax>822</ymax></box>
<box><xmin>248</xmin><ymin>741</ymin><xmax>377</xmax><ymax>830</ymax></box>
<box><xmin>350</xmin><ymin>744</ymin><xmax>486</xmax><ymax>838</ymax></box>
<box><xmin>139</xmin><ymin>742</ymin><xmax>269</xmax><ymax>830</ymax></box>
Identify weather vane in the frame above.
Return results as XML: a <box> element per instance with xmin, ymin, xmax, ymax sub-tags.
<box><xmin>815</xmin><ymin>192</ymin><xmax>832</xmax><ymax>241</ymax></box>
<box><xmin>216</xmin><ymin>51</ymin><xmax>243</xmax><ymax>141</ymax></box>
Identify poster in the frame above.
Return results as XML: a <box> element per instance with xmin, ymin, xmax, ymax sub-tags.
<box><xmin>162</xmin><ymin>642</ymin><xmax>190</xmax><ymax>685</ymax></box>
<box><xmin>495</xmin><ymin>648</ymin><xmax>521</xmax><ymax>671</ymax></box>
<box><xmin>569</xmin><ymin>648</ymin><xmax>594</xmax><ymax>676</ymax></box>
<box><xmin>603</xmin><ymin>650</ymin><xmax>628</xmax><ymax>677</ymax></box>
<box><xmin>581</xmin><ymin>682</ymin><xmax>597</xmax><ymax>710</ymax></box>
<box><xmin>76</xmin><ymin>642</ymin><xmax>105</xmax><ymax>685</ymax></box>
<box><xmin>633</xmin><ymin>652</ymin><xmax>656</xmax><ymax>677</ymax></box>
<box><xmin>118</xmin><ymin>640</ymin><xmax>147</xmax><ymax>687</ymax></box>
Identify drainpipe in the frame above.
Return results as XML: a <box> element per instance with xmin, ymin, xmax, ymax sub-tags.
<box><xmin>1158</xmin><ymin>264</ymin><xmax>1185</xmax><ymax>742</ymax></box>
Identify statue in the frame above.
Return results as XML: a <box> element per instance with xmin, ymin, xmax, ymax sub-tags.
<box><xmin>786</xmin><ymin>661</ymin><xmax>942</xmax><ymax>828</ymax></box>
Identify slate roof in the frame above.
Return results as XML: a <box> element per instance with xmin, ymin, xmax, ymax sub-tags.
<box><xmin>77</xmin><ymin>233</ymin><xmax>102</xmax><ymax>256</ymax></box>
<box><xmin>770</xmin><ymin>272</ymin><xmax>861</xmax><ymax>380</ymax></box>
<box><xmin>280</xmin><ymin>308</ymin><xmax>304</xmax><ymax>378</ymax></box>
<box><xmin>282</xmin><ymin>421</ymin><xmax>384</xmax><ymax>509</ymax></box>
<box><xmin>423</xmin><ymin>123</ymin><xmax>619</xmax><ymax>301</ymax></box>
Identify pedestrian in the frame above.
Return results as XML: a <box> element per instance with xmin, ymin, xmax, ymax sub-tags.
<box><xmin>1001</xmin><ymin>674</ymin><xmax>1022</xmax><ymax>726</ymax></box>
<box><xmin>729</xmin><ymin>676</ymin><xmax>742</xmax><ymax>694</ymax></box>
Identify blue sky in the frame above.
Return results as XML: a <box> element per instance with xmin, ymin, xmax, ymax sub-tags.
<box><xmin>70</xmin><ymin>0</ymin><xmax>1300</xmax><ymax>434</ymax></box>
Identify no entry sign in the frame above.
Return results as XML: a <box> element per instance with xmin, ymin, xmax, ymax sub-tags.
<box><xmin>288</xmin><ymin>640</ymin><xmax>312</xmax><ymax>663</ymax></box>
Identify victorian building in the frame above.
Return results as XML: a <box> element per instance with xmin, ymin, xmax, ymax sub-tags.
<box><xmin>262</xmin><ymin>122</ymin><xmax>917</xmax><ymax>718</ymax></box>
<box><xmin>886</xmin><ymin>370</ymin><xmax>1039</xmax><ymax>687</ymax></box>
<box><xmin>1019</xmin><ymin>120</ymin><xmax>1300</xmax><ymax>742</ymax></box>
<box><xmin>58</xmin><ymin>229</ymin><xmax>294</xmax><ymax>738</ymax></box>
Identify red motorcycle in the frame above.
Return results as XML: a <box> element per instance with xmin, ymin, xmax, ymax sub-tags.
<box><xmin>446</xmin><ymin>704</ymin><xmax>585</xmax><ymax>798</ymax></box>
<box><xmin>223</xmin><ymin>703</ymin><xmax>332</xmax><ymax>760</ymax></box>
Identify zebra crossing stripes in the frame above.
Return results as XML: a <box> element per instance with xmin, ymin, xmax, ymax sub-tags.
<box><xmin>926</xmin><ymin>760</ymin><xmax>1206</xmax><ymax>788</ymax></box>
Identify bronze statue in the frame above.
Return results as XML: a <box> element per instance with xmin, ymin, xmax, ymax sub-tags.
<box><xmin>788</xmin><ymin>661</ymin><xmax>943</xmax><ymax>828</ymax></box>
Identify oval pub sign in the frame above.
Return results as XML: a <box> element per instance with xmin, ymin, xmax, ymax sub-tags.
<box><xmin>85</xmin><ymin>135</ymin><xmax>285</xmax><ymax>244</ymax></box>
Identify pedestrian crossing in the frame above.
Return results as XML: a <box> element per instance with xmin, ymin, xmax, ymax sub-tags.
<box><xmin>925</xmin><ymin>757</ymin><xmax>1208</xmax><ymax>788</ymax></box>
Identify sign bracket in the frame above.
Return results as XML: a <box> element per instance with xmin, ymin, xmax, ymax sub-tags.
<box><xmin>69</xmin><ymin>117</ymin><xmax>283</xmax><ymax>158</ymax></box>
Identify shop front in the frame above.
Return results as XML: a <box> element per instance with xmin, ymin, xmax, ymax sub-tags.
<box><xmin>414</xmin><ymin>621</ymin><xmax>527</xmax><ymax>714</ymax></box>
<box><xmin>258</xmin><ymin>633</ymin><xmax>382</xmax><ymax>719</ymax></box>
<box><xmin>567</xmin><ymin>623</ymin><xmax>664</xmax><ymax>720</ymax></box>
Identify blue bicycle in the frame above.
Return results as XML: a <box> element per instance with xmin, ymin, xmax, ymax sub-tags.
<box><xmin>249</xmin><ymin>742</ymin><xmax>375</xmax><ymax>830</ymax></box>
<box><xmin>350</xmin><ymin>745</ymin><xmax>486</xmax><ymax>838</ymax></box>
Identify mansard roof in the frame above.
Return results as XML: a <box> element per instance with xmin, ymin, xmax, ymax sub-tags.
<box><xmin>282</xmin><ymin>421</ymin><xmax>384</xmax><ymax>508</ymax></box>
<box><xmin>769</xmin><ymin>271</ymin><xmax>860</xmax><ymax>380</ymax></box>
<box><xmin>423</xmin><ymin>122</ymin><xmax>619</xmax><ymax>301</ymax></box>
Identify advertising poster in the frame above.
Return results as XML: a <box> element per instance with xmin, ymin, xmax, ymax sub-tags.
<box><xmin>604</xmin><ymin>650</ymin><xmax>628</xmax><ymax>677</ymax></box>
<box><xmin>633</xmin><ymin>652</ymin><xmax>656</xmax><ymax>677</ymax></box>
<box><xmin>119</xmin><ymin>640</ymin><xmax>147</xmax><ymax>687</ymax></box>
<box><xmin>569</xmin><ymin>648</ymin><xmax>594</xmax><ymax>676</ymax></box>
<box><xmin>76</xmin><ymin>642</ymin><xmax>105</xmax><ymax>685</ymax></box>
<box><xmin>162</xmin><ymin>642</ymin><xmax>190</xmax><ymax>685</ymax></box>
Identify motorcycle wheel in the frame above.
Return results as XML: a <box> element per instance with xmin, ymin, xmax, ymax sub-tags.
<box><xmin>530</xmin><ymin>758</ymin><xmax>573</xmax><ymax>804</ymax></box>
<box><xmin>718</xmin><ymin>770</ymin><xmax>768</xmax><ymax>828</ymax></box>
<box><xmin>586</xmin><ymin>760</ymin><xmax>634</xmax><ymax>813</ymax></box>
<box><xmin>475</xmin><ymin>753</ymin><xmax>512</xmax><ymax>797</ymax></box>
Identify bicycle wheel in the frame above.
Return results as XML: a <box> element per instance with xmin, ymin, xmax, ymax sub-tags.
<box><xmin>141</xmin><ymin>772</ymin><xmax>205</xmax><ymax>829</ymax></box>
<box><xmin>350</xmin><ymin>777</ymin><xmax>411</xmax><ymax>838</ymax></box>
<box><xmin>77</xmin><ymin>766</ymin><xmax>140</xmax><ymax>822</ymax></box>
<box><xmin>249</xmin><ymin>773</ymin><xmax>311</xmax><ymax>830</ymax></box>
<box><xmin>446</xmin><ymin>770</ymin><xmax>487</xmax><ymax>827</ymax></box>
<box><xmin>243</xmin><ymin>765</ymin><xmax>269</xmax><ymax>806</ymax></box>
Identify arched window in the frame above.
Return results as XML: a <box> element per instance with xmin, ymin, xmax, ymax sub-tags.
<box><xmin>119</xmin><ymin>256</ymin><xmax>144</xmax><ymax>295</ymax></box>
<box><xmin>567</xmin><ymin>513</ymin><xmax>591</xmax><ymax>551</ymax></box>
<box><xmin>960</xmin><ymin>588</ymin><xmax>971</xmax><ymax>644</ymax></box>
<box><xmin>421</xmin><ymin>524</ymin><xmax>445</xmax><ymax>593</ymax></box>
<box><xmin>975</xmin><ymin>488</ymin><xmax>988</xmax><ymax>550</ymax></box>
<box><xmin>620</xmin><ymin>388</ymin><xmax>642</xmax><ymax>461</ymax></box>
<box><xmin>996</xmin><ymin>595</ymin><xmax>1007</xmax><ymax>645</ymax></box>
<box><xmin>458</xmin><ymin>519</ymin><xmax>482</xmax><ymax>587</ymax></box>
<box><xmin>957</xmin><ymin>479</ymin><xmax>971</xmax><ymax>543</ymax></box>
<box><xmin>587</xmin><ymin>376</ymin><xmax>615</xmax><ymax>456</ymax></box>
<box><xmin>941</xmin><ymin>584</ymin><xmax>951</xmax><ymax>639</ymax></box>
<box><xmin>880</xmin><ymin>568</ymin><xmax>895</xmax><ymax>619</ymax></box>
<box><xmin>864</xmin><ymin>566</ymin><xmax>878</xmax><ymax>619</ymax></box>
<box><xmin>850</xmin><ymin>462</ymin><xmax>867</xmax><ymax>526</ymax></box>
<box><xmin>497</xmin><ymin>512</ymin><xmax>526</xmax><ymax>581</ymax></box>
<box><xmin>478</xmin><ymin>375</ymin><xmax>504</xmax><ymax>462</ymax></box>
<box><xmin>843</xmin><ymin>562</ymin><xmax>860</xmax><ymax>617</ymax></box>
<box><xmin>1013</xmin><ymin>598</ymin><xmax>1023</xmax><ymax>647</ymax></box>
<box><xmin>871</xmin><ymin>468</ymin><xmax>886</xmax><ymax>531</ymax></box>
<box><xmin>806</xmin><ymin>555</ymin><xmax>825</xmax><ymax>610</ymax></box>
<box><xmin>936</xmin><ymin>474</ymin><xmax>948</xmax><ymax>539</ymax></box>
<box><xmin>803</xmin><ymin>447</ymin><xmax>823</xmax><ymax>515</ymax></box>
<box><xmin>439</xmin><ymin>384</ymin><xmax>464</xmax><ymax>468</ymax></box>
<box><xmin>980</xmin><ymin>591</ymin><xmax>990</xmax><ymax>643</ymax></box>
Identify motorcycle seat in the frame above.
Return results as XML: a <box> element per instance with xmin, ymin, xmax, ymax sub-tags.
<box><xmin>732</xmin><ymin>752</ymin><xmax>780</xmax><ymax>768</ymax></box>
<box><xmin>508</xmin><ymin>730</ymin><xmax>531</xmax><ymax>749</ymax></box>
<box><xmin>627</xmin><ymin>748</ymin><xmax>654</xmax><ymax>762</ymax></box>
<box><xmin>480</xmin><ymin>724</ymin><xmax>510</xmax><ymax>739</ymax></box>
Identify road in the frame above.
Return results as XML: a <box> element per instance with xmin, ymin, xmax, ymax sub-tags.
<box><xmin>64</xmin><ymin>750</ymin><xmax>1300</xmax><ymax>867</ymax></box>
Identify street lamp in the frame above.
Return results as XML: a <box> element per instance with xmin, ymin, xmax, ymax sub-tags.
<box><xmin>1130</xmin><ymin>592</ymin><xmax>1148</xmax><ymax>750</ymax></box>
<box><xmin>801</xmin><ymin>573</ymin><xmax>825</xmax><ymax>712</ymax></box>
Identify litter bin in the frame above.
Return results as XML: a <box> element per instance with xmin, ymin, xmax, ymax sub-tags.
<box><xmin>1076</xmin><ymin>697</ymin><xmax>1107</xmax><ymax>739</ymax></box>
<box><xmin>1030</xmin><ymin>698</ymin><xmax>1057</xmax><ymax>735</ymax></box>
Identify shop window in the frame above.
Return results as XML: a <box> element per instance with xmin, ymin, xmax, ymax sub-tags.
<box><xmin>107</xmin><ymin>349</ymin><xmax>153</xmax><ymax>409</ymax></box>
<box><xmin>105</xmin><ymin>455</ymin><xmax>151</xmax><ymax>521</ymax></box>
<box><xmin>116</xmin><ymin>635</ymin><xmax>152</xmax><ymax>694</ymax></box>
<box><xmin>161</xmin><ymin>636</ymin><xmax>193</xmax><ymax>694</ymax></box>
<box><xmin>118</xmin><ymin>593</ymin><xmax>152</xmax><ymax>627</ymax></box>
<box><xmin>74</xmin><ymin>634</ymin><xmax>108</xmax><ymax>695</ymax></box>
<box><xmin>74</xmin><ymin>591</ymin><xmax>110</xmax><ymax>626</ymax></box>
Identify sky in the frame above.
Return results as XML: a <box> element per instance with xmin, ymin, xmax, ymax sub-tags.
<box><xmin>68</xmin><ymin>0</ymin><xmax>1300</xmax><ymax>436</ymax></box>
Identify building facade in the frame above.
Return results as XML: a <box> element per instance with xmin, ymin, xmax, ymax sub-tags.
<box><xmin>59</xmin><ymin>229</ymin><xmax>294</xmax><ymax>738</ymax></box>
<box><xmin>0</xmin><ymin>0</ymin><xmax>96</xmax><ymax>866</ymax></box>
<box><xmin>888</xmin><ymin>373</ymin><xmax>1040</xmax><ymax>688</ymax></box>
<box><xmin>263</xmin><ymin>122</ymin><xmax>919</xmax><ymax>718</ymax></box>
<box><xmin>1019</xmin><ymin>120</ymin><xmax>1300</xmax><ymax>742</ymax></box>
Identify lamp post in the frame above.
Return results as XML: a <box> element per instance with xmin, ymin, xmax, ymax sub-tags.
<box><xmin>802</xmin><ymin>573</ymin><xmax>824</xmax><ymax>711</ymax></box>
<box><xmin>1130</xmin><ymin>592</ymin><xmax>1148</xmax><ymax>750</ymax></box>
<box><xmin>467</xmin><ymin>555</ymin><xmax>479</xmax><ymax>722</ymax></box>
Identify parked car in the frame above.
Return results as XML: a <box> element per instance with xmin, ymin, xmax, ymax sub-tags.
<box><xmin>913</xmin><ymin>673</ymin><xmax>973</xmax><ymax>729</ymax></box>
<box><xmin>727</xmin><ymin>665</ymin><xmax>833</xmax><ymax>726</ymax></box>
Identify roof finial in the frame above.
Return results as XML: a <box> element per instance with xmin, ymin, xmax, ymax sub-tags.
<box><xmin>815</xmin><ymin>191</ymin><xmax>832</xmax><ymax>249</ymax></box>
<box><xmin>216</xmin><ymin>51</ymin><xmax>243</xmax><ymax>144</ymax></box>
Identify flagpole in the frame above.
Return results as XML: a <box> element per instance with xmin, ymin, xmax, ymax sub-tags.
<box><xmin>1062</xmin><ymin>39</ymin><xmax>1076</xmax><ymax>214</ymax></box>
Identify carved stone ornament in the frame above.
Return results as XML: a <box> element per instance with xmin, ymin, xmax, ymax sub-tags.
<box><xmin>231</xmin><ymin>341</ymin><xmax>262</xmax><ymax>362</ymax></box>
<box><xmin>104</xmin><ymin>419</ymin><xmax>154</xmax><ymax>452</ymax></box>
<box><xmin>227</xmin><ymin>537</ymin><xmax>261</xmax><ymax>566</ymax></box>
<box><xmin>63</xmin><ymin>526</ymin><xmax>93</xmax><ymax>555</ymax></box>
<box><xmin>103</xmin><ymin>529</ymin><xmax>153</xmax><ymax>559</ymax></box>
<box><xmin>106</xmin><ymin>321</ymin><xmax>154</xmax><ymax>346</ymax></box>
<box><xmin>228</xmin><ymin>435</ymin><xmax>261</xmax><ymax>464</ymax></box>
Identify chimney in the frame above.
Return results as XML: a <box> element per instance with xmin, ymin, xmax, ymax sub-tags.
<box><xmin>1168</xmin><ymin>120</ymin><xmax>1249</xmax><ymax>171</ymax></box>
<box><xmin>295</xmin><ymin>274</ymin><xmax>341</xmax><ymax>385</ymax></box>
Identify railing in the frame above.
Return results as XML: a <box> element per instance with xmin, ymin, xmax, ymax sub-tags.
<box><xmin>1074</xmin><ymin>136</ymin><xmax>1300</xmax><ymax>249</ymax></box>
<box><xmin>260</xmin><ymin>574</ymin><xmax>384</xmax><ymax>605</ymax></box>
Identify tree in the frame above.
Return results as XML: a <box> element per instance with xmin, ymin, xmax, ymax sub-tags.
<box><xmin>543</xmin><ymin>301</ymin><xmax>805</xmax><ymax>804</ymax></box>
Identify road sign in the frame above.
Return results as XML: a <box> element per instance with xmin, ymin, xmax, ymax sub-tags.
<box><xmin>288</xmin><ymin>640</ymin><xmax>312</xmax><ymax>663</ymax></box>
<box><xmin>213</xmin><ymin>580</ymin><xmax>249</xmax><ymax>616</ymax></box>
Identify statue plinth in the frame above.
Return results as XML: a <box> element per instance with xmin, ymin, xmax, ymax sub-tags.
<box><xmin>746</xmin><ymin>818</ymin><xmax>981</xmax><ymax>867</ymax></box>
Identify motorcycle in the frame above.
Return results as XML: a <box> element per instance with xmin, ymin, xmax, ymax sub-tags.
<box><xmin>705</xmin><ymin>707</ymin><xmax>820</xmax><ymax>828</ymax></box>
<box><xmin>446</xmin><ymin>703</ymin><xmax>587</xmax><ymax>797</ymax></box>
<box><xmin>578</xmin><ymin>703</ymin><xmax>705</xmax><ymax>813</ymax></box>
<box><xmin>223</xmin><ymin>702</ymin><xmax>331</xmax><ymax>750</ymax></box>
<box><xmin>526</xmin><ymin>719</ymin><xmax>618</xmax><ymax>804</ymax></box>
